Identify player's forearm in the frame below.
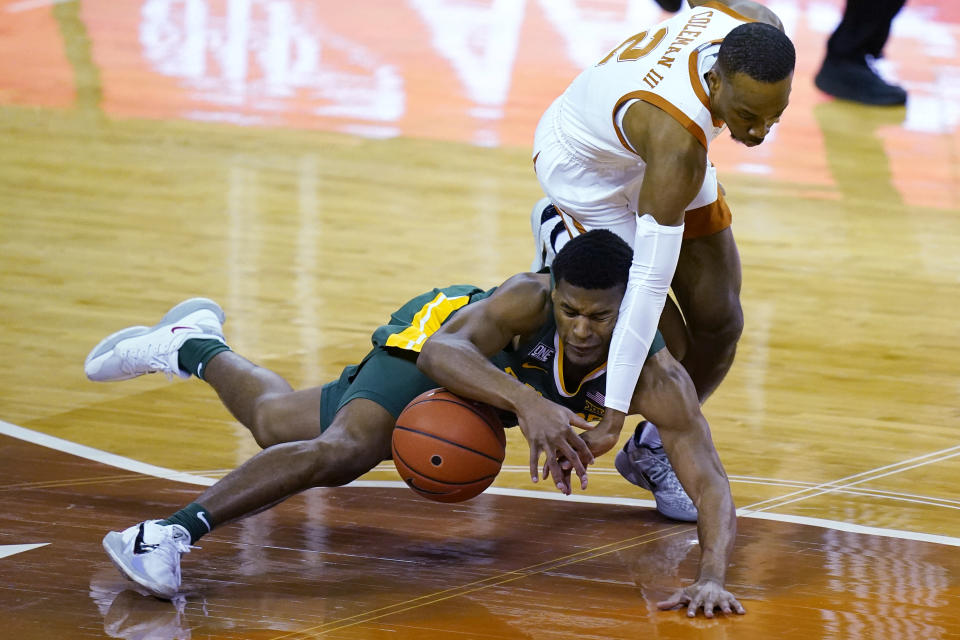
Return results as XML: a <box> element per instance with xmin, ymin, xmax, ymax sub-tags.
<box><xmin>418</xmin><ymin>339</ymin><xmax>539</xmax><ymax>414</ymax></box>
<box><xmin>604</xmin><ymin>215</ymin><xmax>684</xmax><ymax>412</ymax></box>
<box><xmin>693</xmin><ymin>480</ymin><xmax>737</xmax><ymax>584</ymax></box>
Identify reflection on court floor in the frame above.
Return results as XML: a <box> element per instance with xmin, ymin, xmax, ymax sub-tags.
<box><xmin>4</xmin><ymin>431</ymin><xmax>960</xmax><ymax>640</ymax></box>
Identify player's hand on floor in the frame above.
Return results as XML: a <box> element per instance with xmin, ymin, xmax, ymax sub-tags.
<box><xmin>518</xmin><ymin>399</ymin><xmax>594</xmax><ymax>495</ymax></box>
<box><xmin>657</xmin><ymin>579</ymin><xmax>746</xmax><ymax>618</ymax></box>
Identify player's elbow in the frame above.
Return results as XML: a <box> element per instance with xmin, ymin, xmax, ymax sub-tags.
<box><xmin>417</xmin><ymin>334</ymin><xmax>458</xmax><ymax>380</ymax></box>
<box><xmin>416</xmin><ymin>340</ymin><xmax>442</xmax><ymax>378</ymax></box>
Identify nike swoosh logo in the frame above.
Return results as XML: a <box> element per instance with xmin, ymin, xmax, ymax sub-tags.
<box><xmin>196</xmin><ymin>512</ymin><xmax>211</xmax><ymax>532</ymax></box>
<box><xmin>170</xmin><ymin>325</ymin><xmax>194</xmax><ymax>334</ymax></box>
<box><xmin>133</xmin><ymin>522</ymin><xmax>146</xmax><ymax>554</ymax></box>
<box><xmin>133</xmin><ymin>522</ymin><xmax>157</xmax><ymax>555</ymax></box>
<box><xmin>521</xmin><ymin>363</ymin><xmax>547</xmax><ymax>372</ymax></box>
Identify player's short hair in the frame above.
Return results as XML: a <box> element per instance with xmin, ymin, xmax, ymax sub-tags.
<box><xmin>717</xmin><ymin>22</ymin><xmax>795</xmax><ymax>83</ymax></box>
<box><xmin>552</xmin><ymin>229</ymin><xmax>631</xmax><ymax>291</ymax></box>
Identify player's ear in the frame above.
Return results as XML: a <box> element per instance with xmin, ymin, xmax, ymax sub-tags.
<box><xmin>705</xmin><ymin>67</ymin><xmax>722</xmax><ymax>95</ymax></box>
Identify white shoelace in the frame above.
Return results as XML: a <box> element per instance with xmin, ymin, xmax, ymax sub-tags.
<box><xmin>160</xmin><ymin>528</ymin><xmax>195</xmax><ymax>584</ymax></box>
<box><xmin>117</xmin><ymin>342</ymin><xmax>177</xmax><ymax>377</ymax></box>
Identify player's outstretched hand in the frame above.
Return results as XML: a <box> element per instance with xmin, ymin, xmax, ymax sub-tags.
<box><xmin>657</xmin><ymin>579</ymin><xmax>746</xmax><ymax>618</ymax></box>
<box><xmin>517</xmin><ymin>399</ymin><xmax>594</xmax><ymax>495</ymax></box>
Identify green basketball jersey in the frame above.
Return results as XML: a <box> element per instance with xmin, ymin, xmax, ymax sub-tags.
<box><xmin>370</xmin><ymin>284</ymin><xmax>495</xmax><ymax>352</ymax></box>
<box><xmin>489</xmin><ymin>315</ymin><xmax>608</xmax><ymax>423</ymax></box>
<box><xmin>372</xmin><ymin>283</ymin><xmax>665</xmax><ymax>424</ymax></box>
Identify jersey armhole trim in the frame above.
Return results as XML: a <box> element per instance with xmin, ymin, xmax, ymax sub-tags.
<box><xmin>689</xmin><ymin>42</ymin><xmax>725</xmax><ymax>128</ymax></box>
<box><xmin>613</xmin><ymin>90</ymin><xmax>708</xmax><ymax>151</ymax></box>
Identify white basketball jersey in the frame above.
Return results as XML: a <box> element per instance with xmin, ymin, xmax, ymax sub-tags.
<box><xmin>557</xmin><ymin>3</ymin><xmax>753</xmax><ymax>160</ymax></box>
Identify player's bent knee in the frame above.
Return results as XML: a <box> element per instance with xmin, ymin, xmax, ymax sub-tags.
<box><xmin>716</xmin><ymin>310</ymin><xmax>744</xmax><ymax>346</ymax></box>
<box><xmin>250</xmin><ymin>395</ymin><xmax>290</xmax><ymax>448</ymax></box>
<box><xmin>304</xmin><ymin>432</ymin><xmax>385</xmax><ymax>488</ymax></box>
<box><xmin>690</xmin><ymin>302</ymin><xmax>743</xmax><ymax>349</ymax></box>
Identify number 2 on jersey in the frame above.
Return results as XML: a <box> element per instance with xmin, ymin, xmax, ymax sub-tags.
<box><xmin>597</xmin><ymin>27</ymin><xmax>667</xmax><ymax>65</ymax></box>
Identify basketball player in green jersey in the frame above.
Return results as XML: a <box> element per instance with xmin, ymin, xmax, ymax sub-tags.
<box><xmin>88</xmin><ymin>230</ymin><xmax>742</xmax><ymax>618</ymax></box>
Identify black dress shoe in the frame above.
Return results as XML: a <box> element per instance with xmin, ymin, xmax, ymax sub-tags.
<box><xmin>814</xmin><ymin>58</ymin><xmax>907</xmax><ymax>106</ymax></box>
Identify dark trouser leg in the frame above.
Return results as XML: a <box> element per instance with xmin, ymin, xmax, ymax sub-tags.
<box><xmin>816</xmin><ymin>0</ymin><xmax>908</xmax><ymax>105</ymax></box>
<box><xmin>826</xmin><ymin>0</ymin><xmax>907</xmax><ymax>62</ymax></box>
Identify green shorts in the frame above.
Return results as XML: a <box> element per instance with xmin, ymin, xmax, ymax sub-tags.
<box><xmin>319</xmin><ymin>347</ymin><xmax>439</xmax><ymax>431</ymax></box>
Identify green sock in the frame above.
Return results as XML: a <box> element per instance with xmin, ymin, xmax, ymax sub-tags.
<box><xmin>161</xmin><ymin>502</ymin><xmax>215</xmax><ymax>544</ymax></box>
<box><xmin>178</xmin><ymin>338</ymin><xmax>231</xmax><ymax>380</ymax></box>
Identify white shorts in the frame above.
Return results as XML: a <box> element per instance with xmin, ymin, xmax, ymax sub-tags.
<box><xmin>533</xmin><ymin>96</ymin><xmax>727</xmax><ymax>245</ymax></box>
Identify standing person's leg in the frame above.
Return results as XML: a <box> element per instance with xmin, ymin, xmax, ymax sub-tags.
<box><xmin>815</xmin><ymin>0</ymin><xmax>907</xmax><ymax>105</ymax></box>
<box><xmin>863</xmin><ymin>0</ymin><xmax>908</xmax><ymax>58</ymax></box>
<box><xmin>826</xmin><ymin>0</ymin><xmax>907</xmax><ymax>62</ymax></box>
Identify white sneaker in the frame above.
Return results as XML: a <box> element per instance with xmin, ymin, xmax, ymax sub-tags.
<box><xmin>614</xmin><ymin>422</ymin><xmax>698</xmax><ymax>522</ymax></box>
<box><xmin>530</xmin><ymin>197</ymin><xmax>562</xmax><ymax>271</ymax></box>
<box><xmin>85</xmin><ymin>298</ymin><xmax>225</xmax><ymax>382</ymax></box>
<box><xmin>102</xmin><ymin>520</ymin><xmax>192</xmax><ymax>600</ymax></box>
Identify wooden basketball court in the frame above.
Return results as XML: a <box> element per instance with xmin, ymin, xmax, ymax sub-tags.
<box><xmin>1</xmin><ymin>0</ymin><xmax>959</xmax><ymax>638</ymax></box>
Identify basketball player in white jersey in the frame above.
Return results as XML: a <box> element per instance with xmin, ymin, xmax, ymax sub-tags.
<box><xmin>531</xmin><ymin>0</ymin><xmax>795</xmax><ymax>521</ymax></box>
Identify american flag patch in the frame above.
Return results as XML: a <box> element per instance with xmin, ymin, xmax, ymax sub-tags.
<box><xmin>587</xmin><ymin>390</ymin><xmax>605</xmax><ymax>405</ymax></box>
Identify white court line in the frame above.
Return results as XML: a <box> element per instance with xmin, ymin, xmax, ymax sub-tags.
<box><xmin>6</xmin><ymin>0</ymin><xmax>75</xmax><ymax>13</ymax></box>
<box><xmin>740</xmin><ymin>445</ymin><xmax>960</xmax><ymax>513</ymax></box>
<box><xmin>0</xmin><ymin>420</ymin><xmax>215</xmax><ymax>487</ymax></box>
<box><xmin>194</xmin><ymin>466</ymin><xmax>960</xmax><ymax>511</ymax></box>
<box><xmin>743</xmin><ymin>451</ymin><xmax>960</xmax><ymax>513</ymax></box>
<box><xmin>3</xmin><ymin>419</ymin><xmax>959</xmax><ymax>547</ymax></box>
<box><xmin>0</xmin><ymin>543</ymin><xmax>49</xmax><ymax>559</ymax></box>
<box><xmin>449</xmin><ymin>464</ymin><xmax>960</xmax><ymax>510</ymax></box>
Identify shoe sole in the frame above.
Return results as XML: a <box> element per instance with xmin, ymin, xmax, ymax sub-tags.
<box><xmin>84</xmin><ymin>298</ymin><xmax>226</xmax><ymax>378</ymax></box>
<box><xmin>529</xmin><ymin>197</ymin><xmax>552</xmax><ymax>271</ymax></box>
<box><xmin>102</xmin><ymin>532</ymin><xmax>177</xmax><ymax>600</ymax></box>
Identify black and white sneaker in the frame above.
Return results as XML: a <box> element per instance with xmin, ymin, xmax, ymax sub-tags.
<box><xmin>102</xmin><ymin>520</ymin><xmax>192</xmax><ymax>599</ymax></box>
<box><xmin>529</xmin><ymin>197</ymin><xmax>564</xmax><ymax>271</ymax></box>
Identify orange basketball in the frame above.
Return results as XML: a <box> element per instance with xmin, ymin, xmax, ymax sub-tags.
<box><xmin>392</xmin><ymin>388</ymin><xmax>506</xmax><ymax>503</ymax></box>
